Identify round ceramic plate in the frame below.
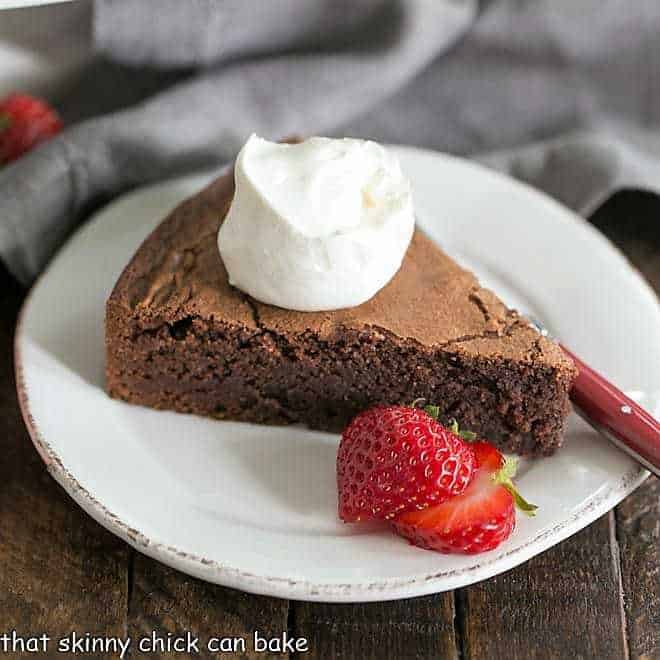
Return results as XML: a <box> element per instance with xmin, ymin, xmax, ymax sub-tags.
<box><xmin>16</xmin><ymin>146</ymin><xmax>660</xmax><ymax>602</ymax></box>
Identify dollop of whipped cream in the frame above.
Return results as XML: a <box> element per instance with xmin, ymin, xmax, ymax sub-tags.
<box><xmin>218</xmin><ymin>135</ymin><xmax>415</xmax><ymax>311</ymax></box>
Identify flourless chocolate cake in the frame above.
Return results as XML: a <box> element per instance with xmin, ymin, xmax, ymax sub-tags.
<box><xmin>106</xmin><ymin>170</ymin><xmax>577</xmax><ymax>456</ymax></box>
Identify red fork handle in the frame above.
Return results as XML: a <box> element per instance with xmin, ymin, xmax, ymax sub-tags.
<box><xmin>561</xmin><ymin>345</ymin><xmax>660</xmax><ymax>477</ymax></box>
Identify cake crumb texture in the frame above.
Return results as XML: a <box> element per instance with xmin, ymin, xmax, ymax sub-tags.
<box><xmin>106</xmin><ymin>171</ymin><xmax>577</xmax><ymax>456</ymax></box>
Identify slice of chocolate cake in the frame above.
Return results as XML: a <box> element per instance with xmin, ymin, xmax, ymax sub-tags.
<box><xmin>105</xmin><ymin>170</ymin><xmax>577</xmax><ymax>456</ymax></box>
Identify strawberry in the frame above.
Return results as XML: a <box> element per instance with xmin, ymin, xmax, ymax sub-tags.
<box><xmin>337</xmin><ymin>405</ymin><xmax>476</xmax><ymax>522</ymax></box>
<box><xmin>392</xmin><ymin>441</ymin><xmax>537</xmax><ymax>554</ymax></box>
<box><xmin>0</xmin><ymin>93</ymin><xmax>63</xmax><ymax>165</ymax></box>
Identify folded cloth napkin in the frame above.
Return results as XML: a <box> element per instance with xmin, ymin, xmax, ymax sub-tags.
<box><xmin>2</xmin><ymin>0</ymin><xmax>660</xmax><ymax>284</ymax></box>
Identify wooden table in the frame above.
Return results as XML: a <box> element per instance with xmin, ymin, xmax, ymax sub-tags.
<box><xmin>1</xmin><ymin>191</ymin><xmax>658</xmax><ymax>659</ymax></box>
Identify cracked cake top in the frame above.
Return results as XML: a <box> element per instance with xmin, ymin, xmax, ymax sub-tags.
<box><xmin>109</xmin><ymin>169</ymin><xmax>572</xmax><ymax>370</ymax></box>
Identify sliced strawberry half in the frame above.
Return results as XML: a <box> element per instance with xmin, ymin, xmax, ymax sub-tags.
<box><xmin>337</xmin><ymin>405</ymin><xmax>476</xmax><ymax>522</ymax></box>
<box><xmin>392</xmin><ymin>441</ymin><xmax>537</xmax><ymax>554</ymax></box>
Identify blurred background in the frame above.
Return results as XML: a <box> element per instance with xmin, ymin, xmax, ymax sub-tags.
<box><xmin>1</xmin><ymin>0</ymin><xmax>660</xmax><ymax>283</ymax></box>
<box><xmin>0</xmin><ymin>3</ymin><xmax>89</xmax><ymax>102</ymax></box>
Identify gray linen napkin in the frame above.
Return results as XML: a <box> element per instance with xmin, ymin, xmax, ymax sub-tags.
<box><xmin>2</xmin><ymin>0</ymin><xmax>660</xmax><ymax>284</ymax></box>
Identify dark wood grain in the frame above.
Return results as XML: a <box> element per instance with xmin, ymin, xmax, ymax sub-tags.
<box><xmin>616</xmin><ymin>479</ymin><xmax>660</xmax><ymax>660</ymax></box>
<box><xmin>457</xmin><ymin>514</ymin><xmax>628</xmax><ymax>659</ymax></box>
<box><xmin>0</xmin><ymin>266</ymin><xmax>130</xmax><ymax>652</ymax></box>
<box><xmin>1</xmin><ymin>189</ymin><xmax>658</xmax><ymax>659</ymax></box>
<box><xmin>591</xmin><ymin>190</ymin><xmax>660</xmax><ymax>660</ymax></box>
<box><xmin>128</xmin><ymin>553</ymin><xmax>290</xmax><ymax>658</ymax></box>
<box><xmin>292</xmin><ymin>594</ymin><xmax>457</xmax><ymax>659</ymax></box>
<box><xmin>452</xmin><ymin>191</ymin><xmax>660</xmax><ymax>660</ymax></box>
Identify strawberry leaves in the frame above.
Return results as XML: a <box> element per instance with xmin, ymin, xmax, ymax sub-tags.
<box><xmin>414</xmin><ymin>401</ymin><xmax>477</xmax><ymax>442</ymax></box>
<box><xmin>448</xmin><ymin>418</ymin><xmax>477</xmax><ymax>441</ymax></box>
<box><xmin>493</xmin><ymin>457</ymin><xmax>538</xmax><ymax>516</ymax></box>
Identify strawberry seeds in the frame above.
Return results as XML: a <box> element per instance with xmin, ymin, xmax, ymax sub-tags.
<box><xmin>337</xmin><ymin>404</ymin><xmax>537</xmax><ymax>555</ymax></box>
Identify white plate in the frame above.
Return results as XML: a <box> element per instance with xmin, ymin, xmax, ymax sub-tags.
<box><xmin>16</xmin><ymin>146</ymin><xmax>660</xmax><ymax>602</ymax></box>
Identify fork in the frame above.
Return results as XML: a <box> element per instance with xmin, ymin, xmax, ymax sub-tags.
<box><xmin>531</xmin><ymin>319</ymin><xmax>660</xmax><ymax>477</ymax></box>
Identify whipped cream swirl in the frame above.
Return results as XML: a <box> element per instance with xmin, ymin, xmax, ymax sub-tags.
<box><xmin>218</xmin><ymin>135</ymin><xmax>414</xmax><ymax>311</ymax></box>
